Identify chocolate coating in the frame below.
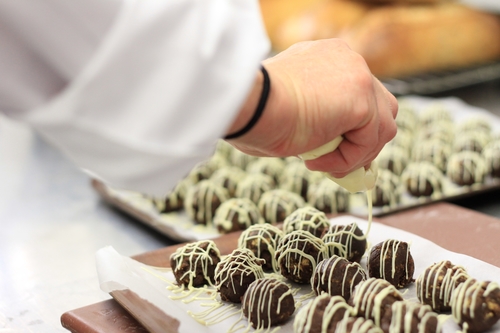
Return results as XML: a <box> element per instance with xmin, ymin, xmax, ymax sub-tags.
<box><xmin>237</xmin><ymin>223</ymin><xmax>283</xmax><ymax>272</ymax></box>
<box><xmin>368</xmin><ymin>239</ymin><xmax>415</xmax><ymax>289</ymax></box>
<box><xmin>214</xmin><ymin>248</ymin><xmax>265</xmax><ymax>303</ymax></box>
<box><xmin>451</xmin><ymin>279</ymin><xmax>500</xmax><ymax>333</ymax></box>
<box><xmin>212</xmin><ymin>197</ymin><xmax>263</xmax><ymax>234</ymax></box>
<box><xmin>322</xmin><ymin>223</ymin><xmax>367</xmax><ymax>263</ymax></box>
<box><xmin>169</xmin><ymin>240</ymin><xmax>221</xmax><ymax>288</ymax></box>
<box><xmin>283</xmin><ymin>206</ymin><xmax>330</xmax><ymax>238</ymax></box>
<box><xmin>184</xmin><ymin>180</ymin><xmax>230</xmax><ymax>225</ymax></box>
<box><xmin>349</xmin><ymin>278</ymin><xmax>404</xmax><ymax>327</ymax></box>
<box><xmin>334</xmin><ymin>317</ymin><xmax>383</xmax><ymax>333</ymax></box>
<box><xmin>380</xmin><ymin>301</ymin><xmax>441</xmax><ymax>333</ymax></box>
<box><xmin>416</xmin><ymin>260</ymin><xmax>469</xmax><ymax>312</ymax></box>
<box><xmin>258</xmin><ymin>189</ymin><xmax>305</xmax><ymax>225</ymax></box>
<box><xmin>275</xmin><ymin>230</ymin><xmax>327</xmax><ymax>284</ymax></box>
<box><xmin>293</xmin><ymin>293</ymin><xmax>352</xmax><ymax>333</ymax></box>
<box><xmin>242</xmin><ymin>278</ymin><xmax>295</xmax><ymax>329</ymax></box>
<box><xmin>311</xmin><ymin>255</ymin><xmax>367</xmax><ymax>301</ymax></box>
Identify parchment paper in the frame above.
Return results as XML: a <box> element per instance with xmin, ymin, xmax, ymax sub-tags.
<box><xmin>96</xmin><ymin>216</ymin><xmax>500</xmax><ymax>333</ymax></box>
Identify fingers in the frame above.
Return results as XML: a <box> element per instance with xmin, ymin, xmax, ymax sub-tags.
<box><xmin>304</xmin><ymin>76</ymin><xmax>398</xmax><ymax>178</ymax></box>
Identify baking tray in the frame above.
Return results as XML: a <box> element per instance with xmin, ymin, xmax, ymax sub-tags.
<box><xmin>92</xmin><ymin>96</ymin><xmax>500</xmax><ymax>241</ymax></box>
<box><xmin>381</xmin><ymin>60</ymin><xmax>500</xmax><ymax>96</ymax></box>
<box><xmin>61</xmin><ymin>202</ymin><xmax>500</xmax><ymax>333</ymax></box>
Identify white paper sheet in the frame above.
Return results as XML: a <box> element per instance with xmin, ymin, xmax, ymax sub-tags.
<box><xmin>97</xmin><ymin>216</ymin><xmax>500</xmax><ymax>333</ymax></box>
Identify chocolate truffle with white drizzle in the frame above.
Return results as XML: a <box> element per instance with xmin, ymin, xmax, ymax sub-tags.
<box><xmin>367</xmin><ymin>239</ymin><xmax>415</xmax><ymax>289</ymax></box>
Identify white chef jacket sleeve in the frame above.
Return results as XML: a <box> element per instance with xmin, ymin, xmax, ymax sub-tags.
<box><xmin>5</xmin><ymin>0</ymin><xmax>271</xmax><ymax>197</ymax></box>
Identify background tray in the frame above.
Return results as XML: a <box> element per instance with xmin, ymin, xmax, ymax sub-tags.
<box><xmin>382</xmin><ymin>61</ymin><xmax>500</xmax><ymax>96</ymax></box>
<box><xmin>92</xmin><ymin>96</ymin><xmax>500</xmax><ymax>242</ymax></box>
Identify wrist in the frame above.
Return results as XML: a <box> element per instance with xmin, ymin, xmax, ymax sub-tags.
<box><xmin>224</xmin><ymin>66</ymin><xmax>269</xmax><ymax>140</ymax></box>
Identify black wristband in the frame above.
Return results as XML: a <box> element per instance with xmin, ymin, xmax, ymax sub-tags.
<box><xmin>224</xmin><ymin>65</ymin><xmax>270</xmax><ymax>140</ymax></box>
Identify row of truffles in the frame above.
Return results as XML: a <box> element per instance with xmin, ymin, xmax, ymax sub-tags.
<box><xmin>373</xmin><ymin>99</ymin><xmax>500</xmax><ymax>205</ymax></box>
<box><xmin>151</xmin><ymin>139</ymin><xmax>354</xmax><ymax>232</ymax></box>
<box><xmin>169</xmin><ymin>205</ymin><xmax>500</xmax><ymax>332</ymax></box>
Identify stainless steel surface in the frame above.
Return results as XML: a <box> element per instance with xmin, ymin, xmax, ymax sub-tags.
<box><xmin>0</xmin><ymin>115</ymin><xmax>175</xmax><ymax>332</ymax></box>
<box><xmin>0</xmin><ymin>80</ymin><xmax>499</xmax><ymax>333</ymax></box>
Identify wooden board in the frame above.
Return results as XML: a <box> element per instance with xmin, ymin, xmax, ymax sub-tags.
<box><xmin>61</xmin><ymin>202</ymin><xmax>500</xmax><ymax>333</ymax></box>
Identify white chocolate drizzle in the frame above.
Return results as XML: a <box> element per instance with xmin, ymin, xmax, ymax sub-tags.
<box><xmin>242</xmin><ymin>278</ymin><xmax>295</xmax><ymax>331</ymax></box>
<box><xmin>258</xmin><ymin>189</ymin><xmax>305</xmax><ymax>225</ymax></box>
<box><xmin>388</xmin><ymin>301</ymin><xmax>442</xmax><ymax>333</ymax></box>
<box><xmin>184</xmin><ymin>180</ymin><xmax>230</xmax><ymax>225</ymax></box>
<box><xmin>236</xmin><ymin>173</ymin><xmax>276</xmax><ymax>204</ymax></box>
<box><xmin>275</xmin><ymin>230</ymin><xmax>328</xmax><ymax>283</ymax></box>
<box><xmin>322</xmin><ymin>222</ymin><xmax>366</xmax><ymax>260</ymax></box>
<box><xmin>306</xmin><ymin>178</ymin><xmax>350</xmax><ymax>214</ymax></box>
<box><xmin>401</xmin><ymin>161</ymin><xmax>444</xmax><ymax>198</ymax></box>
<box><xmin>213</xmin><ymin>198</ymin><xmax>263</xmax><ymax>233</ymax></box>
<box><xmin>451</xmin><ymin>278</ymin><xmax>500</xmax><ymax>328</ymax></box>
<box><xmin>372</xmin><ymin>169</ymin><xmax>401</xmax><ymax>207</ymax></box>
<box><xmin>238</xmin><ymin>224</ymin><xmax>284</xmax><ymax>273</ymax></box>
<box><xmin>293</xmin><ymin>293</ymin><xmax>352</xmax><ymax>333</ymax></box>
<box><xmin>311</xmin><ymin>256</ymin><xmax>367</xmax><ymax>299</ymax></box>
<box><xmin>214</xmin><ymin>248</ymin><xmax>265</xmax><ymax>298</ymax></box>
<box><xmin>282</xmin><ymin>206</ymin><xmax>330</xmax><ymax>237</ymax></box>
<box><xmin>210</xmin><ymin>166</ymin><xmax>248</xmax><ymax>197</ymax></box>
<box><xmin>376</xmin><ymin>146</ymin><xmax>410</xmax><ymax>176</ymax></box>
<box><xmin>351</xmin><ymin>277</ymin><xmax>403</xmax><ymax>326</ymax></box>
<box><xmin>336</xmin><ymin>316</ymin><xmax>383</xmax><ymax>333</ymax></box>
<box><xmin>416</xmin><ymin>260</ymin><xmax>469</xmax><ymax>311</ymax></box>
<box><xmin>370</xmin><ymin>239</ymin><xmax>412</xmax><ymax>283</ymax></box>
<box><xmin>446</xmin><ymin>151</ymin><xmax>488</xmax><ymax>186</ymax></box>
<box><xmin>170</xmin><ymin>240</ymin><xmax>221</xmax><ymax>288</ymax></box>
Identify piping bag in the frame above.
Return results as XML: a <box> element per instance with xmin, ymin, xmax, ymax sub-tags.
<box><xmin>299</xmin><ymin>136</ymin><xmax>378</xmax><ymax>193</ymax></box>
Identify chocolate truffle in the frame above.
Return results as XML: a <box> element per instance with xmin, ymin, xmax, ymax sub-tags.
<box><xmin>188</xmin><ymin>155</ymin><xmax>228</xmax><ymax>183</ymax></box>
<box><xmin>387</xmin><ymin>128</ymin><xmax>414</xmax><ymax>151</ymax></box>
<box><xmin>371</xmin><ymin>169</ymin><xmax>401</xmax><ymax>207</ymax></box>
<box><xmin>411</xmin><ymin>139</ymin><xmax>452</xmax><ymax>172</ymax></box>
<box><xmin>213</xmin><ymin>198</ymin><xmax>263</xmax><ymax>234</ymax></box>
<box><xmin>451</xmin><ymin>279</ymin><xmax>500</xmax><ymax>333</ymax></box>
<box><xmin>453</xmin><ymin>131</ymin><xmax>490</xmax><ymax>153</ymax></box>
<box><xmin>322</xmin><ymin>222</ymin><xmax>367</xmax><ymax>263</ymax></box>
<box><xmin>246</xmin><ymin>157</ymin><xmax>286</xmax><ymax>184</ymax></box>
<box><xmin>380</xmin><ymin>301</ymin><xmax>441</xmax><ymax>333</ymax></box>
<box><xmin>376</xmin><ymin>146</ymin><xmax>410</xmax><ymax>177</ymax></box>
<box><xmin>401</xmin><ymin>161</ymin><xmax>444</xmax><ymax>198</ymax></box>
<box><xmin>446</xmin><ymin>151</ymin><xmax>488</xmax><ymax>186</ymax></box>
<box><xmin>395</xmin><ymin>99</ymin><xmax>419</xmax><ymax>135</ymax></box>
<box><xmin>456</xmin><ymin>117</ymin><xmax>492</xmax><ymax>136</ymax></box>
<box><xmin>230</xmin><ymin>148</ymin><xmax>258</xmax><ymax>169</ymax></box>
<box><xmin>282</xmin><ymin>206</ymin><xmax>331</xmax><ymax>238</ymax></box>
<box><xmin>484</xmin><ymin>140</ymin><xmax>500</xmax><ymax>178</ymax></box>
<box><xmin>311</xmin><ymin>255</ymin><xmax>368</xmax><ymax>301</ymax></box>
<box><xmin>210</xmin><ymin>166</ymin><xmax>247</xmax><ymax>197</ymax></box>
<box><xmin>169</xmin><ymin>240</ymin><xmax>221</xmax><ymax>288</ymax></box>
<box><xmin>349</xmin><ymin>278</ymin><xmax>404</xmax><ymax>327</ymax></box>
<box><xmin>293</xmin><ymin>293</ymin><xmax>352</xmax><ymax>333</ymax></box>
<box><xmin>419</xmin><ymin>103</ymin><xmax>453</xmax><ymax>126</ymax></box>
<box><xmin>214</xmin><ymin>248</ymin><xmax>265</xmax><ymax>303</ymax></box>
<box><xmin>242</xmin><ymin>278</ymin><xmax>295</xmax><ymax>329</ymax></box>
<box><xmin>307</xmin><ymin>178</ymin><xmax>350</xmax><ymax>214</ymax></box>
<box><xmin>416</xmin><ymin>260</ymin><xmax>469</xmax><ymax>312</ymax></box>
<box><xmin>334</xmin><ymin>317</ymin><xmax>383</xmax><ymax>333</ymax></box>
<box><xmin>235</xmin><ymin>173</ymin><xmax>275</xmax><ymax>204</ymax></box>
<box><xmin>279</xmin><ymin>161</ymin><xmax>323</xmax><ymax>200</ymax></box>
<box><xmin>237</xmin><ymin>223</ymin><xmax>284</xmax><ymax>272</ymax></box>
<box><xmin>417</xmin><ymin>121</ymin><xmax>455</xmax><ymax>145</ymax></box>
<box><xmin>184</xmin><ymin>180</ymin><xmax>230</xmax><ymax>225</ymax></box>
<box><xmin>258</xmin><ymin>189</ymin><xmax>305</xmax><ymax>225</ymax></box>
<box><xmin>152</xmin><ymin>177</ymin><xmax>192</xmax><ymax>213</ymax></box>
<box><xmin>367</xmin><ymin>239</ymin><xmax>415</xmax><ymax>289</ymax></box>
<box><xmin>275</xmin><ymin>230</ymin><xmax>328</xmax><ymax>284</ymax></box>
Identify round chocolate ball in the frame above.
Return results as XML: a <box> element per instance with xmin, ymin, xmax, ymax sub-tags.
<box><xmin>237</xmin><ymin>223</ymin><xmax>283</xmax><ymax>272</ymax></box>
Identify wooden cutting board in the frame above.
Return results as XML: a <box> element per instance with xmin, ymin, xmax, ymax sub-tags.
<box><xmin>61</xmin><ymin>202</ymin><xmax>500</xmax><ymax>333</ymax></box>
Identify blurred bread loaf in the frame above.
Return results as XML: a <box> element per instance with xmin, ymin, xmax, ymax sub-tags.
<box><xmin>271</xmin><ymin>0</ymin><xmax>374</xmax><ymax>51</ymax></box>
<box><xmin>259</xmin><ymin>0</ymin><xmax>325</xmax><ymax>47</ymax></box>
<box><xmin>340</xmin><ymin>3</ymin><xmax>500</xmax><ymax>78</ymax></box>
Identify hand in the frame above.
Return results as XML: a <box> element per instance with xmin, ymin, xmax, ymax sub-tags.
<box><xmin>226</xmin><ymin>38</ymin><xmax>398</xmax><ymax>178</ymax></box>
